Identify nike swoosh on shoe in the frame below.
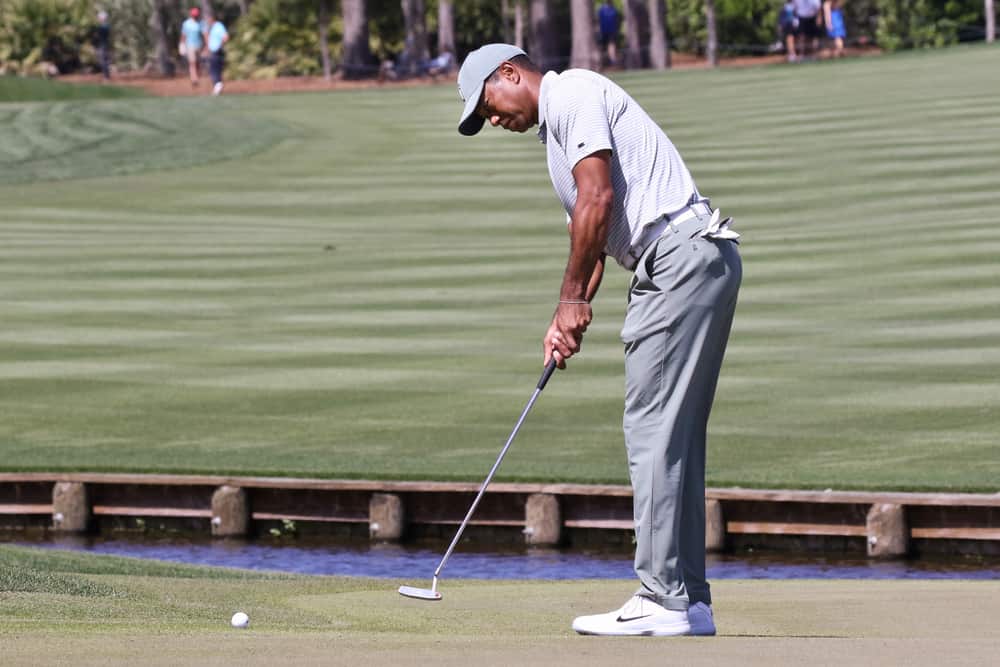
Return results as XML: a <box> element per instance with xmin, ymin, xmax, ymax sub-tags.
<box><xmin>615</xmin><ymin>613</ymin><xmax>653</xmax><ymax>623</ymax></box>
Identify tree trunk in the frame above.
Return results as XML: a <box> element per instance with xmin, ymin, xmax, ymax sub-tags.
<box><xmin>705</xmin><ymin>0</ymin><xmax>718</xmax><ymax>66</ymax></box>
<box><xmin>150</xmin><ymin>0</ymin><xmax>174</xmax><ymax>76</ymax></box>
<box><xmin>530</xmin><ymin>0</ymin><xmax>556</xmax><ymax>70</ymax></box>
<box><xmin>514</xmin><ymin>0</ymin><xmax>526</xmax><ymax>49</ymax></box>
<box><xmin>317</xmin><ymin>0</ymin><xmax>332</xmax><ymax>80</ymax></box>
<box><xmin>342</xmin><ymin>0</ymin><xmax>373</xmax><ymax>79</ymax></box>
<box><xmin>624</xmin><ymin>0</ymin><xmax>647</xmax><ymax>69</ymax></box>
<box><xmin>987</xmin><ymin>0</ymin><xmax>996</xmax><ymax>43</ymax></box>
<box><xmin>647</xmin><ymin>0</ymin><xmax>668</xmax><ymax>70</ymax></box>
<box><xmin>501</xmin><ymin>0</ymin><xmax>513</xmax><ymax>44</ymax></box>
<box><xmin>438</xmin><ymin>0</ymin><xmax>455</xmax><ymax>55</ymax></box>
<box><xmin>569</xmin><ymin>0</ymin><xmax>599</xmax><ymax>69</ymax></box>
<box><xmin>401</xmin><ymin>0</ymin><xmax>429</xmax><ymax>76</ymax></box>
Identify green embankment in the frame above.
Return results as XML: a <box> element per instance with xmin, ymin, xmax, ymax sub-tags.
<box><xmin>1</xmin><ymin>545</ymin><xmax>998</xmax><ymax>666</ymax></box>
<box><xmin>0</xmin><ymin>46</ymin><xmax>997</xmax><ymax>490</ymax></box>
<box><xmin>0</xmin><ymin>76</ymin><xmax>144</xmax><ymax>102</ymax></box>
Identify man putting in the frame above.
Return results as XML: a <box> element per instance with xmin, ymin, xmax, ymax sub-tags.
<box><xmin>456</xmin><ymin>44</ymin><xmax>742</xmax><ymax>637</ymax></box>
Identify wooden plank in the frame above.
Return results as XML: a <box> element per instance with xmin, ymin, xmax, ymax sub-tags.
<box><xmin>727</xmin><ymin>521</ymin><xmax>867</xmax><ymax>537</ymax></box>
<box><xmin>911</xmin><ymin>527</ymin><xmax>1000</xmax><ymax>541</ymax></box>
<box><xmin>91</xmin><ymin>506</ymin><xmax>212</xmax><ymax>518</ymax></box>
<box><xmin>413</xmin><ymin>518</ymin><xmax>525</xmax><ymax>527</ymax></box>
<box><xmin>564</xmin><ymin>519</ymin><xmax>633</xmax><ymax>530</ymax></box>
<box><xmin>0</xmin><ymin>473</ymin><xmax>632</xmax><ymax>496</ymax></box>
<box><xmin>251</xmin><ymin>512</ymin><xmax>365</xmax><ymax>524</ymax></box>
<box><xmin>1</xmin><ymin>473</ymin><xmax>997</xmax><ymax>506</ymax></box>
<box><xmin>707</xmin><ymin>488</ymin><xmax>1000</xmax><ymax>507</ymax></box>
<box><xmin>0</xmin><ymin>503</ymin><xmax>52</xmax><ymax>515</ymax></box>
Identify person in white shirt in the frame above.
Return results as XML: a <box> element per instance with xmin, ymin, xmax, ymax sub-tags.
<box><xmin>456</xmin><ymin>44</ymin><xmax>741</xmax><ymax>637</ymax></box>
<box><xmin>793</xmin><ymin>0</ymin><xmax>823</xmax><ymax>58</ymax></box>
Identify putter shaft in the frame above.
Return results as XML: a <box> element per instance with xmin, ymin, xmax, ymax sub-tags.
<box><xmin>432</xmin><ymin>360</ymin><xmax>557</xmax><ymax>580</ymax></box>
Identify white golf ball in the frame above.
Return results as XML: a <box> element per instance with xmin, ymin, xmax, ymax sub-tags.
<box><xmin>231</xmin><ymin>611</ymin><xmax>250</xmax><ymax>629</ymax></box>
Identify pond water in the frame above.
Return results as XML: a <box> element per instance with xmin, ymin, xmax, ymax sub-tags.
<box><xmin>7</xmin><ymin>534</ymin><xmax>1000</xmax><ymax>580</ymax></box>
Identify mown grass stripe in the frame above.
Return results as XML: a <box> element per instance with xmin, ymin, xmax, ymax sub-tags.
<box><xmin>0</xmin><ymin>46</ymin><xmax>997</xmax><ymax>491</ymax></box>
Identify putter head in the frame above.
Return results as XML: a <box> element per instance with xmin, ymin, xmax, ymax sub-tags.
<box><xmin>398</xmin><ymin>585</ymin><xmax>442</xmax><ymax>601</ymax></box>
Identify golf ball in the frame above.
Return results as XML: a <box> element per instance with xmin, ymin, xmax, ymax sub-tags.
<box><xmin>231</xmin><ymin>611</ymin><xmax>250</xmax><ymax>629</ymax></box>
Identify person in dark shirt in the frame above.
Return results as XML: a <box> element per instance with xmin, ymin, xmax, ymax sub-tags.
<box><xmin>94</xmin><ymin>10</ymin><xmax>111</xmax><ymax>80</ymax></box>
<box><xmin>597</xmin><ymin>2</ymin><xmax>621</xmax><ymax>66</ymax></box>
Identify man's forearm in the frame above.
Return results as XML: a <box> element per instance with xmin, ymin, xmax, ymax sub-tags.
<box><xmin>585</xmin><ymin>254</ymin><xmax>606</xmax><ymax>302</ymax></box>
<box><xmin>561</xmin><ymin>198</ymin><xmax>610</xmax><ymax>301</ymax></box>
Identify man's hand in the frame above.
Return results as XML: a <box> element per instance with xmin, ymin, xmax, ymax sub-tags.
<box><xmin>543</xmin><ymin>301</ymin><xmax>592</xmax><ymax>368</ymax></box>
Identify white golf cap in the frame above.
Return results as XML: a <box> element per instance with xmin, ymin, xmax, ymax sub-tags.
<box><xmin>457</xmin><ymin>43</ymin><xmax>526</xmax><ymax>136</ymax></box>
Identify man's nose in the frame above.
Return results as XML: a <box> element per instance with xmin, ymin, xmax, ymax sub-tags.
<box><xmin>489</xmin><ymin>115</ymin><xmax>501</xmax><ymax>127</ymax></box>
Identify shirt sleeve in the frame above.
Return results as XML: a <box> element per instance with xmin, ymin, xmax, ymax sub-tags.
<box><xmin>547</xmin><ymin>79</ymin><xmax>614</xmax><ymax>171</ymax></box>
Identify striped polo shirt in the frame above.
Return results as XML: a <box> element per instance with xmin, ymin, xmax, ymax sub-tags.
<box><xmin>537</xmin><ymin>69</ymin><xmax>700</xmax><ymax>269</ymax></box>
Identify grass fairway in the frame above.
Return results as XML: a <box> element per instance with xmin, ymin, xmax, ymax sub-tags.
<box><xmin>0</xmin><ymin>46</ymin><xmax>998</xmax><ymax>490</ymax></box>
<box><xmin>1</xmin><ymin>546</ymin><xmax>998</xmax><ymax>666</ymax></box>
<box><xmin>0</xmin><ymin>76</ymin><xmax>144</xmax><ymax>102</ymax></box>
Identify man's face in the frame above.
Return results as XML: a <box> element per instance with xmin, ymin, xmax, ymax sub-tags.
<box><xmin>476</xmin><ymin>64</ymin><xmax>535</xmax><ymax>133</ymax></box>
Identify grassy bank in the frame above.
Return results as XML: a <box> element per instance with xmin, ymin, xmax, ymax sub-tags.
<box><xmin>0</xmin><ymin>75</ymin><xmax>144</xmax><ymax>102</ymax></box>
<box><xmin>0</xmin><ymin>46</ymin><xmax>997</xmax><ymax>490</ymax></box>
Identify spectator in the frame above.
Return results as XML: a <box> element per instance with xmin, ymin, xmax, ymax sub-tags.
<box><xmin>426</xmin><ymin>49</ymin><xmax>455</xmax><ymax>78</ymax></box>
<box><xmin>824</xmin><ymin>0</ymin><xmax>847</xmax><ymax>58</ymax></box>
<box><xmin>793</xmin><ymin>0</ymin><xmax>822</xmax><ymax>59</ymax></box>
<box><xmin>93</xmin><ymin>10</ymin><xmax>111</xmax><ymax>80</ymax></box>
<box><xmin>180</xmin><ymin>7</ymin><xmax>204</xmax><ymax>88</ymax></box>
<box><xmin>779</xmin><ymin>1</ymin><xmax>799</xmax><ymax>62</ymax></box>
<box><xmin>378</xmin><ymin>53</ymin><xmax>398</xmax><ymax>83</ymax></box>
<box><xmin>204</xmin><ymin>14</ymin><xmax>229</xmax><ymax>96</ymax></box>
<box><xmin>597</xmin><ymin>1</ymin><xmax>621</xmax><ymax>66</ymax></box>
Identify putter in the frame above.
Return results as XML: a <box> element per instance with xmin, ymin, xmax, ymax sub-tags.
<box><xmin>398</xmin><ymin>359</ymin><xmax>558</xmax><ymax>601</ymax></box>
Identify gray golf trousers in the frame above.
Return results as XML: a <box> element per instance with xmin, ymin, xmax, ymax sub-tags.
<box><xmin>621</xmin><ymin>211</ymin><xmax>742</xmax><ymax>611</ymax></box>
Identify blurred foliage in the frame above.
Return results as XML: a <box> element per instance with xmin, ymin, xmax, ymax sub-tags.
<box><xmin>226</xmin><ymin>0</ymin><xmax>342</xmax><ymax>78</ymax></box>
<box><xmin>0</xmin><ymin>0</ymin><xmax>991</xmax><ymax>78</ymax></box>
<box><xmin>874</xmin><ymin>0</ymin><xmax>984</xmax><ymax>50</ymax></box>
<box><xmin>668</xmin><ymin>0</ymin><xmax>779</xmax><ymax>54</ymax></box>
<box><xmin>99</xmin><ymin>0</ymin><xmax>156</xmax><ymax>73</ymax></box>
<box><xmin>0</xmin><ymin>0</ymin><xmax>96</xmax><ymax>75</ymax></box>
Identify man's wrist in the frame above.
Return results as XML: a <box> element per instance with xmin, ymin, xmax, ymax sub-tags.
<box><xmin>558</xmin><ymin>299</ymin><xmax>589</xmax><ymax>305</ymax></box>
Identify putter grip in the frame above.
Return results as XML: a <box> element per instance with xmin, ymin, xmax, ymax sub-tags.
<box><xmin>537</xmin><ymin>359</ymin><xmax>558</xmax><ymax>391</ymax></box>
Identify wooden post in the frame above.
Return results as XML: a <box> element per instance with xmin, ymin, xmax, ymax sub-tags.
<box><xmin>525</xmin><ymin>493</ymin><xmax>561</xmax><ymax>546</ymax></box>
<box><xmin>705</xmin><ymin>498</ymin><xmax>726</xmax><ymax>552</ymax></box>
<box><xmin>211</xmin><ymin>486</ymin><xmax>250</xmax><ymax>537</ymax></box>
<box><xmin>866</xmin><ymin>503</ymin><xmax>909</xmax><ymax>558</ymax></box>
<box><xmin>52</xmin><ymin>482</ymin><xmax>91</xmax><ymax>533</ymax></box>
<box><xmin>369</xmin><ymin>493</ymin><xmax>405</xmax><ymax>541</ymax></box>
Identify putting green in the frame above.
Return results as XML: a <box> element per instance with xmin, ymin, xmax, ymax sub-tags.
<box><xmin>1</xmin><ymin>546</ymin><xmax>997</xmax><ymax>665</ymax></box>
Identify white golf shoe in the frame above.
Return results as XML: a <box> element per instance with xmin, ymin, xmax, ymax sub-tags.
<box><xmin>572</xmin><ymin>595</ymin><xmax>691</xmax><ymax>636</ymax></box>
<box><xmin>687</xmin><ymin>601</ymin><xmax>717</xmax><ymax>636</ymax></box>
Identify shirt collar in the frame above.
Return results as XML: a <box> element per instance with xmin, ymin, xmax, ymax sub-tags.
<box><xmin>536</xmin><ymin>71</ymin><xmax>559</xmax><ymax>144</ymax></box>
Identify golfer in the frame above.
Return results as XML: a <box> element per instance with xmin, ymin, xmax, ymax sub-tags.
<box><xmin>456</xmin><ymin>44</ymin><xmax>741</xmax><ymax>637</ymax></box>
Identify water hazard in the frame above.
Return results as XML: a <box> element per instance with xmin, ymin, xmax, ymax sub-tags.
<box><xmin>6</xmin><ymin>535</ymin><xmax>1000</xmax><ymax>580</ymax></box>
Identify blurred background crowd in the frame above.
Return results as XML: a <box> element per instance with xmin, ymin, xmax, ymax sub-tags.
<box><xmin>0</xmin><ymin>0</ymin><xmax>995</xmax><ymax>82</ymax></box>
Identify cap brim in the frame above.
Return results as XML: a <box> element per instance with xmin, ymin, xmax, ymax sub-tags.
<box><xmin>458</xmin><ymin>81</ymin><xmax>486</xmax><ymax>136</ymax></box>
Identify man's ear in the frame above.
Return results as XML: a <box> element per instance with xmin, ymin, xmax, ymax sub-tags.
<box><xmin>499</xmin><ymin>61</ymin><xmax>521</xmax><ymax>84</ymax></box>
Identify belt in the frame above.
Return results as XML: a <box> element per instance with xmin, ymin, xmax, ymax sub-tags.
<box><xmin>624</xmin><ymin>202</ymin><xmax>714</xmax><ymax>270</ymax></box>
